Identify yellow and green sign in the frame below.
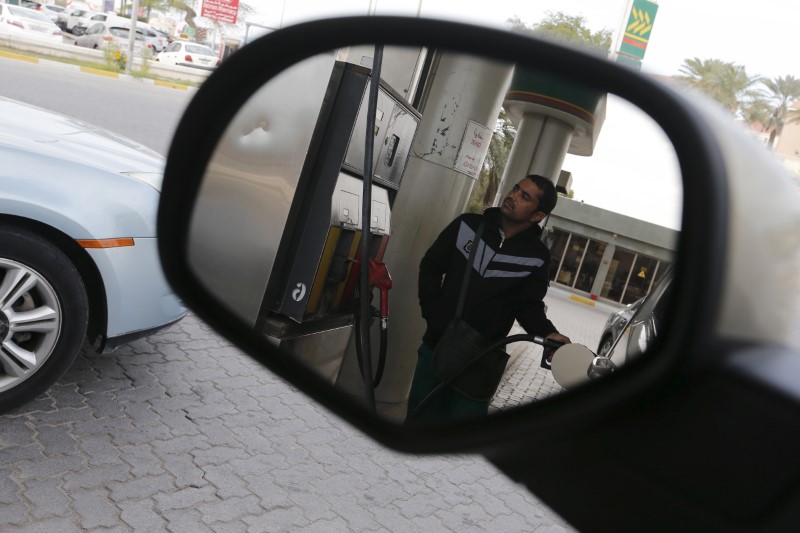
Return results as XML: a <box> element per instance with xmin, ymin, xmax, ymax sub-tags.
<box><xmin>619</xmin><ymin>0</ymin><xmax>659</xmax><ymax>61</ymax></box>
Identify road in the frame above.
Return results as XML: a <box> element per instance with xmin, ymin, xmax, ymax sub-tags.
<box><xmin>0</xmin><ymin>57</ymin><xmax>189</xmax><ymax>155</ymax></box>
<box><xmin>0</xmin><ymin>56</ymin><xmax>586</xmax><ymax>531</ymax></box>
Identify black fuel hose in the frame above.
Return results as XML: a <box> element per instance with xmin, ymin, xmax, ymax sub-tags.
<box><xmin>407</xmin><ymin>334</ymin><xmax>564</xmax><ymax>422</ymax></box>
<box><xmin>356</xmin><ymin>44</ymin><xmax>384</xmax><ymax>409</ymax></box>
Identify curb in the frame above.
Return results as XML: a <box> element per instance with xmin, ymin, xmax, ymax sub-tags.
<box><xmin>0</xmin><ymin>49</ymin><xmax>196</xmax><ymax>91</ymax></box>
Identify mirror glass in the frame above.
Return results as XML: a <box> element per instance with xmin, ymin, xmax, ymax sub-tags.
<box><xmin>185</xmin><ymin>45</ymin><xmax>681</xmax><ymax>425</ymax></box>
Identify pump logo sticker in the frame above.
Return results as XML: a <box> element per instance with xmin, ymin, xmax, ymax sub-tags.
<box><xmin>292</xmin><ymin>283</ymin><xmax>307</xmax><ymax>302</ymax></box>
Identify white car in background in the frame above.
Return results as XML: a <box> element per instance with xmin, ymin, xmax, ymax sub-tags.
<box><xmin>156</xmin><ymin>40</ymin><xmax>219</xmax><ymax>70</ymax></box>
<box><xmin>74</xmin><ymin>20</ymin><xmax>151</xmax><ymax>56</ymax></box>
<box><xmin>138</xmin><ymin>23</ymin><xmax>168</xmax><ymax>53</ymax></box>
<box><xmin>58</xmin><ymin>7</ymin><xmax>100</xmax><ymax>35</ymax></box>
<box><xmin>20</xmin><ymin>1</ymin><xmax>65</xmax><ymax>24</ymax></box>
<box><xmin>0</xmin><ymin>3</ymin><xmax>62</xmax><ymax>44</ymax></box>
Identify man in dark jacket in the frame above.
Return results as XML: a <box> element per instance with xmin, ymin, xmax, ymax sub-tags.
<box><xmin>407</xmin><ymin>174</ymin><xmax>571</xmax><ymax>422</ymax></box>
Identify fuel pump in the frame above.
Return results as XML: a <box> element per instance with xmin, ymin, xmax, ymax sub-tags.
<box><xmin>353</xmin><ymin>258</ymin><xmax>393</xmax><ymax>389</ymax></box>
<box><xmin>196</xmin><ymin>48</ymin><xmax>425</xmax><ymax>392</ymax></box>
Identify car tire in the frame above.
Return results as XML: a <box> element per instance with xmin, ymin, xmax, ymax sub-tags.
<box><xmin>597</xmin><ymin>335</ymin><xmax>613</xmax><ymax>357</ymax></box>
<box><xmin>0</xmin><ymin>226</ymin><xmax>89</xmax><ymax>414</ymax></box>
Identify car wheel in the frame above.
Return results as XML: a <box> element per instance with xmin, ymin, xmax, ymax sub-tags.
<box><xmin>0</xmin><ymin>227</ymin><xmax>88</xmax><ymax>414</ymax></box>
<box><xmin>597</xmin><ymin>335</ymin><xmax>613</xmax><ymax>357</ymax></box>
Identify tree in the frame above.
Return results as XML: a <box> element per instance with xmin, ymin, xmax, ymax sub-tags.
<box><xmin>676</xmin><ymin>58</ymin><xmax>761</xmax><ymax>115</ymax></box>
<box><xmin>760</xmin><ymin>75</ymin><xmax>800</xmax><ymax>149</ymax></box>
<box><xmin>507</xmin><ymin>12</ymin><xmax>612</xmax><ymax>55</ymax></box>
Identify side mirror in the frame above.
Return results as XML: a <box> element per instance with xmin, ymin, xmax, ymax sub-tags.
<box><xmin>158</xmin><ymin>17</ymin><xmax>729</xmax><ymax>452</ymax></box>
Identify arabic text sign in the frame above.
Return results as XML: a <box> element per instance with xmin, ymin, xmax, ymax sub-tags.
<box><xmin>455</xmin><ymin>120</ymin><xmax>493</xmax><ymax>179</ymax></box>
<box><xmin>202</xmin><ymin>0</ymin><xmax>239</xmax><ymax>25</ymax></box>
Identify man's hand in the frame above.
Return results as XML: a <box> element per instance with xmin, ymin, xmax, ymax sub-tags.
<box><xmin>541</xmin><ymin>332</ymin><xmax>571</xmax><ymax>368</ymax></box>
<box><xmin>546</xmin><ymin>332</ymin><xmax>571</xmax><ymax>345</ymax></box>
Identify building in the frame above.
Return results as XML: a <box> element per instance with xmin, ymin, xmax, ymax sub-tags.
<box><xmin>543</xmin><ymin>197</ymin><xmax>678</xmax><ymax>305</ymax></box>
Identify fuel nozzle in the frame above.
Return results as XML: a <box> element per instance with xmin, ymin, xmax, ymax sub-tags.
<box><xmin>368</xmin><ymin>259</ymin><xmax>392</xmax><ymax>328</ymax></box>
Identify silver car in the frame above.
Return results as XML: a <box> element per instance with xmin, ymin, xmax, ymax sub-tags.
<box><xmin>599</xmin><ymin>268</ymin><xmax>674</xmax><ymax>368</ymax></box>
<box><xmin>74</xmin><ymin>21</ymin><xmax>150</xmax><ymax>55</ymax></box>
<box><xmin>596</xmin><ymin>298</ymin><xmax>643</xmax><ymax>356</ymax></box>
<box><xmin>0</xmin><ymin>96</ymin><xmax>187</xmax><ymax>413</ymax></box>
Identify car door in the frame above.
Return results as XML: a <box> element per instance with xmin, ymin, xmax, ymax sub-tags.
<box><xmin>159</xmin><ymin>42</ymin><xmax>181</xmax><ymax>64</ymax></box>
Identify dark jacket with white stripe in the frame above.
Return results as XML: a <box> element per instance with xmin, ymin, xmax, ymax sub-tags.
<box><xmin>418</xmin><ymin>207</ymin><xmax>557</xmax><ymax>347</ymax></box>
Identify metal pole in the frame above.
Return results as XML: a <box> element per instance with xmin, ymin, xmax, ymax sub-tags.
<box><xmin>125</xmin><ymin>0</ymin><xmax>140</xmax><ymax>74</ymax></box>
<box><xmin>357</xmin><ymin>44</ymin><xmax>384</xmax><ymax>409</ymax></box>
<box><xmin>612</xmin><ymin>0</ymin><xmax>635</xmax><ymax>57</ymax></box>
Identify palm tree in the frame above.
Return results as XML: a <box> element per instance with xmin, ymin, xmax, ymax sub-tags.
<box><xmin>676</xmin><ymin>58</ymin><xmax>760</xmax><ymax>115</ymax></box>
<box><xmin>760</xmin><ymin>75</ymin><xmax>800</xmax><ymax>148</ymax></box>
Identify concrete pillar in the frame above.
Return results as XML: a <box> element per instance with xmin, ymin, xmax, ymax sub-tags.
<box><xmin>591</xmin><ymin>239</ymin><xmax>618</xmax><ymax>299</ymax></box>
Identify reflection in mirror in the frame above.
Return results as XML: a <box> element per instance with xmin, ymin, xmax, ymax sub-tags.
<box><xmin>187</xmin><ymin>45</ymin><xmax>681</xmax><ymax>425</ymax></box>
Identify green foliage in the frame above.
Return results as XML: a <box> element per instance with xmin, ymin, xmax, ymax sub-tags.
<box><xmin>507</xmin><ymin>12</ymin><xmax>613</xmax><ymax>55</ymax></box>
<box><xmin>760</xmin><ymin>75</ymin><xmax>800</xmax><ymax>147</ymax></box>
<box><xmin>675</xmin><ymin>58</ymin><xmax>762</xmax><ymax>115</ymax></box>
<box><xmin>131</xmin><ymin>48</ymin><xmax>153</xmax><ymax>79</ymax></box>
<box><xmin>677</xmin><ymin>60</ymin><xmax>800</xmax><ymax>149</ymax></box>
<box><xmin>103</xmin><ymin>43</ymin><xmax>127</xmax><ymax>71</ymax></box>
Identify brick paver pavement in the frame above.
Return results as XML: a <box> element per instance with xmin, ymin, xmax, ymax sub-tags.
<box><xmin>0</xmin><ymin>287</ymin><xmax>614</xmax><ymax>532</ymax></box>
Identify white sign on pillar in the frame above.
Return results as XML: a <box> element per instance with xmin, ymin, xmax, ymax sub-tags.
<box><xmin>454</xmin><ymin>119</ymin><xmax>493</xmax><ymax>180</ymax></box>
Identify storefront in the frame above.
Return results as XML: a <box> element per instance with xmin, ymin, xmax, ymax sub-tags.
<box><xmin>543</xmin><ymin>198</ymin><xmax>678</xmax><ymax>305</ymax></box>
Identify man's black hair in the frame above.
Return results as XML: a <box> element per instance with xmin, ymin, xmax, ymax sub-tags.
<box><xmin>524</xmin><ymin>174</ymin><xmax>558</xmax><ymax>215</ymax></box>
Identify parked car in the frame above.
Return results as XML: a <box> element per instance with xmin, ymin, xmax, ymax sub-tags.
<box><xmin>596</xmin><ymin>267</ymin><xmax>673</xmax><ymax>366</ymax></box>
<box><xmin>74</xmin><ymin>21</ymin><xmax>151</xmax><ymax>56</ymax></box>
<box><xmin>0</xmin><ymin>3</ymin><xmax>62</xmax><ymax>44</ymax></box>
<box><xmin>153</xmin><ymin>27</ymin><xmax>171</xmax><ymax>46</ymax></box>
<box><xmin>138</xmin><ymin>23</ymin><xmax>167</xmax><ymax>53</ymax></box>
<box><xmin>156</xmin><ymin>40</ymin><xmax>219</xmax><ymax>69</ymax></box>
<box><xmin>19</xmin><ymin>1</ymin><xmax>65</xmax><ymax>24</ymax></box>
<box><xmin>0</xmin><ymin>96</ymin><xmax>186</xmax><ymax>414</ymax></box>
<box><xmin>71</xmin><ymin>11</ymin><xmax>110</xmax><ymax>36</ymax></box>
<box><xmin>596</xmin><ymin>299</ymin><xmax>642</xmax><ymax>356</ymax></box>
<box><xmin>58</xmin><ymin>8</ymin><xmax>100</xmax><ymax>35</ymax></box>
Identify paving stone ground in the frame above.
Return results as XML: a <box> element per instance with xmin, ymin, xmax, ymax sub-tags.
<box><xmin>0</xmin><ymin>287</ymin><xmax>615</xmax><ymax>532</ymax></box>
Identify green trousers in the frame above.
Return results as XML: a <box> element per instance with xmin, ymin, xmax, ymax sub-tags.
<box><xmin>406</xmin><ymin>343</ymin><xmax>489</xmax><ymax>423</ymax></box>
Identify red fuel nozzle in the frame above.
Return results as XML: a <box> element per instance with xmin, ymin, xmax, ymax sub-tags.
<box><xmin>369</xmin><ymin>259</ymin><xmax>392</xmax><ymax>319</ymax></box>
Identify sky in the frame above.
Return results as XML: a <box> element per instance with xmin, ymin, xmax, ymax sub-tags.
<box><xmin>248</xmin><ymin>0</ymin><xmax>798</xmax><ymax>80</ymax></box>
<box><xmin>241</xmin><ymin>0</ymin><xmax>798</xmax><ymax>228</ymax></box>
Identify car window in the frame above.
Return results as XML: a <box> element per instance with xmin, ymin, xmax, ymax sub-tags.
<box><xmin>87</xmin><ymin>22</ymin><xmax>103</xmax><ymax>34</ymax></box>
<box><xmin>166</xmin><ymin>42</ymin><xmax>181</xmax><ymax>52</ymax></box>
<box><xmin>90</xmin><ymin>14</ymin><xmax>105</xmax><ymax>21</ymax></box>
<box><xmin>109</xmin><ymin>27</ymin><xmax>130</xmax><ymax>38</ymax></box>
<box><xmin>72</xmin><ymin>10</ymin><xmax>86</xmax><ymax>16</ymax></box>
<box><xmin>186</xmin><ymin>44</ymin><xmax>214</xmax><ymax>55</ymax></box>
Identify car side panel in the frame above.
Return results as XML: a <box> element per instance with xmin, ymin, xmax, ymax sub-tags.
<box><xmin>0</xmin><ymin>148</ymin><xmax>184</xmax><ymax>338</ymax></box>
<box><xmin>85</xmin><ymin>238</ymin><xmax>186</xmax><ymax>338</ymax></box>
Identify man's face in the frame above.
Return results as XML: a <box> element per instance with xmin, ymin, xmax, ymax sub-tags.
<box><xmin>500</xmin><ymin>178</ymin><xmax>546</xmax><ymax>224</ymax></box>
